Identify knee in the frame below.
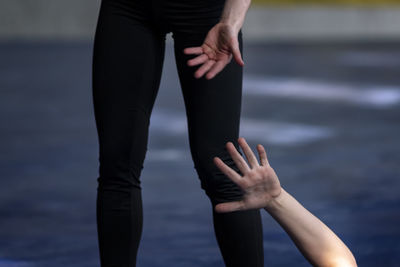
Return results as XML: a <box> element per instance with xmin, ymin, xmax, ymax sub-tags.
<box><xmin>98</xmin><ymin>153</ymin><xmax>143</xmax><ymax>191</ymax></box>
<box><xmin>96</xmin><ymin>109</ymin><xmax>151</xmax><ymax>190</ymax></box>
<box><xmin>99</xmin><ymin>141</ymin><xmax>146</xmax><ymax>181</ymax></box>
<box><xmin>191</xmin><ymin>141</ymin><xmax>245</xmax><ymax>206</ymax></box>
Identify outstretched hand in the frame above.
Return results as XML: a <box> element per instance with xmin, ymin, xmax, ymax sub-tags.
<box><xmin>213</xmin><ymin>137</ymin><xmax>282</xmax><ymax>213</ymax></box>
<box><xmin>183</xmin><ymin>22</ymin><xmax>244</xmax><ymax>80</ymax></box>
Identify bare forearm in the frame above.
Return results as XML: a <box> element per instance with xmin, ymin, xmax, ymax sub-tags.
<box><xmin>219</xmin><ymin>0</ymin><xmax>251</xmax><ymax>33</ymax></box>
<box><xmin>264</xmin><ymin>188</ymin><xmax>357</xmax><ymax>267</ymax></box>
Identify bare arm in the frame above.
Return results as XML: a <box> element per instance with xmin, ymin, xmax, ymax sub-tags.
<box><xmin>213</xmin><ymin>137</ymin><xmax>357</xmax><ymax>267</ymax></box>
<box><xmin>265</xmin><ymin>188</ymin><xmax>357</xmax><ymax>267</ymax></box>
<box><xmin>219</xmin><ymin>0</ymin><xmax>252</xmax><ymax>34</ymax></box>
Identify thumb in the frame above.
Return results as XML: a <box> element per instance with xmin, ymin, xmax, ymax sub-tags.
<box><xmin>230</xmin><ymin>38</ymin><xmax>244</xmax><ymax>66</ymax></box>
<box><xmin>215</xmin><ymin>200</ymin><xmax>245</xmax><ymax>213</ymax></box>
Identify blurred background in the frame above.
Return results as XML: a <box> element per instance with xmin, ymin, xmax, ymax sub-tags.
<box><xmin>1</xmin><ymin>0</ymin><xmax>399</xmax><ymax>266</ymax></box>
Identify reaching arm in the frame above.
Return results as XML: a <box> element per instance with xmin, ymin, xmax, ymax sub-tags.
<box><xmin>265</xmin><ymin>188</ymin><xmax>357</xmax><ymax>267</ymax></box>
<box><xmin>213</xmin><ymin>137</ymin><xmax>357</xmax><ymax>267</ymax></box>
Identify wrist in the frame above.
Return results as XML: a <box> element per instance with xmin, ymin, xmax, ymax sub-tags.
<box><xmin>264</xmin><ymin>187</ymin><xmax>286</xmax><ymax>212</ymax></box>
<box><xmin>219</xmin><ymin>0</ymin><xmax>251</xmax><ymax>34</ymax></box>
<box><xmin>218</xmin><ymin>19</ymin><xmax>243</xmax><ymax>34</ymax></box>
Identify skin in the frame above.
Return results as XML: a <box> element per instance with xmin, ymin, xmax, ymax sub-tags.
<box><xmin>183</xmin><ymin>0</ymin><xmax>251</xmax><ymax>80</ymax></box>
<box><xmin>213</xmin><ymin>137</ymin><xmax>358</xmax><ymax>267</ymax></box>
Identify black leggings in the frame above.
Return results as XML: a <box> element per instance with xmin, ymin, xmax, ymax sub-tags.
<box><xmin>92</xmin><ymin>0</ymin><xmax>264</xmax><ymax>266</ymax></box>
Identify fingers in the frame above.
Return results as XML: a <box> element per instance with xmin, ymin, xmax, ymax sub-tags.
<box><xmin>187</xmin><ymin>53</ymin><xmax>209</xmax><ymax>67</ymax></box>
<box><xmin>184</xmin><ymin>42</ymin><xmax>240</xmax><ymax>80</ymax></box>
<box><xmin>257</xmin><ymin>144</ymin><xmax>270</xmax><ymax>167</ymax></box>
<box><xmin>213</xmin><ymin>156</ymin><xmax>245</xmax><ymax>187</ymax></box>
<box><xmin>230</xmin><ymin>39</ymin><xmax>244</xmax><ymax>66</ymax></box>
<box><xmin>214</xmin><ymin>200</ymin><xmax>245</xmax><ymax>213</ymax></box>
<box><xmin>183</xmin><ymin>47</ymin><xmax>203</xmax><ymax>55</ymax></box>
<box><xmin>238</xmin><ymin>137</ymin><xmax>260</xmax><ymax>169</ymax></box>
<box><xmin>226</xmin><ymin>142</ymin><xmax>251</xmax><ymax>175</ymax></box>
<box><xmin>205</xmin><ymin>60</ymin><xmax>227</xmax><ymax>80</ymax></box>
<box><xmin>194</xmin><ymin>59</ymin><xmax>216</xmax><ymax>78</ymax></box>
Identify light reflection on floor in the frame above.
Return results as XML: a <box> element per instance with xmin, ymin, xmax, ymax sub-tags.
<box><xmin>243</xmin><ymin>74</ymin><xmax>400</xmax><ymax>107</ymax></box>
<box><xmin>149</xmin><ymin>109</ymin><xmax>335</xmax><ymax>148</ymax></box>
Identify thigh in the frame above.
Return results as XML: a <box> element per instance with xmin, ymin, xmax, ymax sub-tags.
<box><xmin>92</xmin><ymin>0</ymin><xmax>165</xmax><ymax>185</ymax></box>
<box><xmin>173</xmin><ymin>25</ymin><xmax>245</xmax><ymax>200</ymax></box>
<box><xmin>174</xmin><ymin>29</ymin><xmax>244</xmax><ymax>156</ymax></box>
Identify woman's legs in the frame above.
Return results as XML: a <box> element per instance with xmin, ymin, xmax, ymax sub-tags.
<box><xmin>173</xmin><ymin>30</ymin><xmax>264</xmax><ymax>267</ymax></box>
<box><xmin>92</xmin><ymin>0</ymin><xmax>165</xmax><ymax>266</ymax></box>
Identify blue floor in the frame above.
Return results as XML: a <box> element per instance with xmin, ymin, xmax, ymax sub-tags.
<box><xmin>1</xmin><ymin>38</ymin><xmax>399</xmax><ymax>266</ymax></box>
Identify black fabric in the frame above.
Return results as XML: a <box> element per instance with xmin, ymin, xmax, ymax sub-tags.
<box><xmin>92</xmin><ymin>0</ymin><xmax>264</xmax><ymax>266</ymax></box>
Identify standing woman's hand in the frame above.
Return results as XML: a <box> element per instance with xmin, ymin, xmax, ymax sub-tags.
<box><xmin>183</xmin><ymin>0</ymin><xmax>251</xmax><ymax>79</ymax></box>
<box><xmin>183</xmin><ymin>22</ymin><xmax>244</xmax><ymax>80</ymax></box>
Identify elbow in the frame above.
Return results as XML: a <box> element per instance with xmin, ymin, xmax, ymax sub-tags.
<box><xmin>326</xmin><ymin>255</ymin><xmax>358</xmax><ymax>267</ymax></box>
<box><xmin>317</xmin><ymin>241</ymin><xmax>357</xmax><ymax>267</ymax></box>
<box><xmin>315</xmin><ymin>249</ymin><xmax>357</xmax><ymax>267</ymax></box>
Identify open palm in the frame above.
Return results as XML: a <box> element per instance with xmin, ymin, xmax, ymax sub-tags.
<box><xmin>213</xmin><ymin>137</ymin><xmax>282</xmax><ymax>213</ymax></box>
<box><xmin>183</xmin><ymin>22</ymin><xmax>244</xmax><ymax>80</ymax></box>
